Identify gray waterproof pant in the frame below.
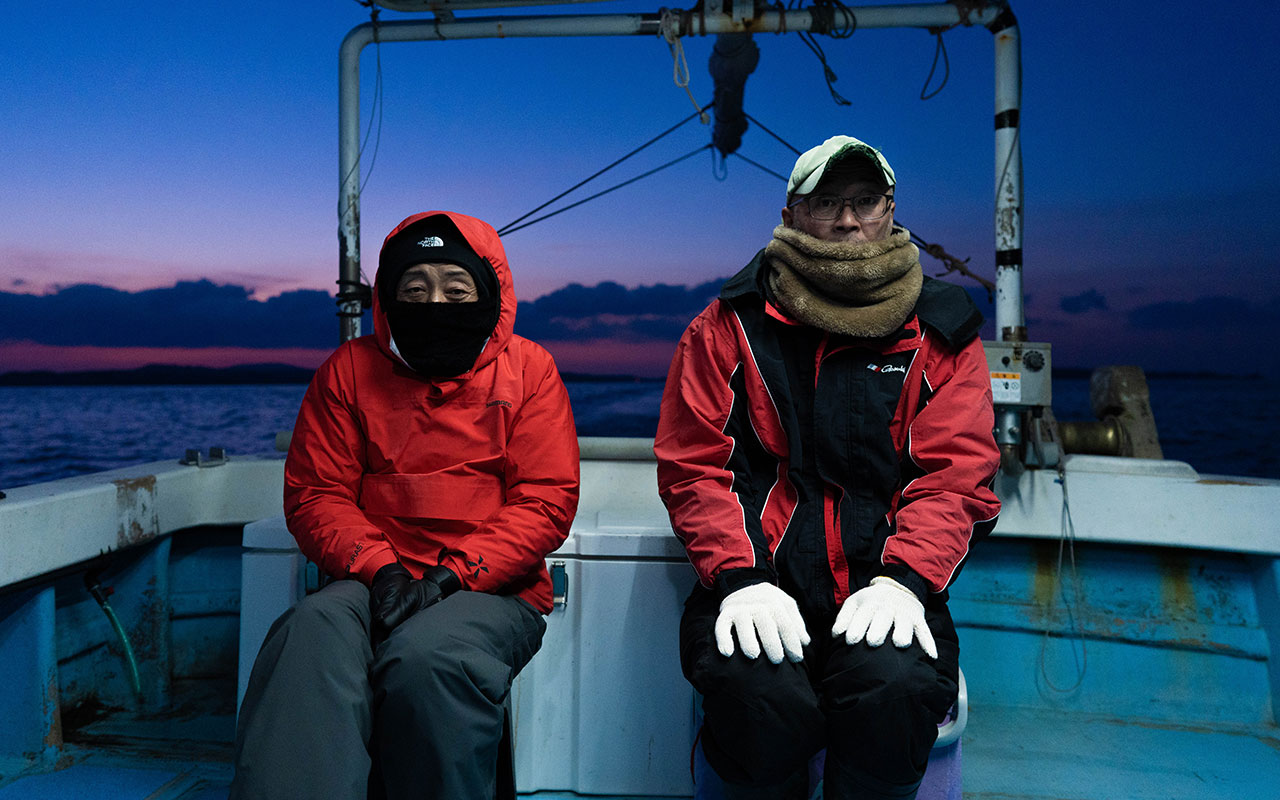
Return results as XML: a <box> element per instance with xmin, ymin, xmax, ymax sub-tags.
<box><xmin>231</xmin><ymin>580</ymin><xmax>546</xmax><ymax>800</ymax></box>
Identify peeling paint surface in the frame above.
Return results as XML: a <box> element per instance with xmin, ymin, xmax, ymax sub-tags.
<box><xmin>112</xmin><ymin>476</ymin><xmax>159</xmax><ymax>548</ymax></box>
<box><xmin>42</xmin><ymin>675</ymin><xmax>62</xmax><ymax>751</ymax></box>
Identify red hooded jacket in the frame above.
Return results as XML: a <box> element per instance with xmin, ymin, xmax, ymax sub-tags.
<box><xmin>283</xmin><ymin>211</ymin><xmax>580</xmax><ymax>613</ymax></box>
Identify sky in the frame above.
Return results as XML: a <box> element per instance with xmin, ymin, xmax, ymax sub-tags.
<box><xmin>2</xmin><ymin>0</ymin><xmax>1278</xmax><ymax>378</ymax></box>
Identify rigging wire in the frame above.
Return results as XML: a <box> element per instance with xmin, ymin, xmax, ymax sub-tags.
<box><xmin>498</xmin><ymin>103</ymin><xmax>993</xmax><ymax>292</ymax></box>
<box><xmin>910</xmin><ymin>230</ymin><xmax>995</xmax><ymax>301</ymax></box>
<box><xmin>743</xmin><ymin>112</ymin><xmax>803</xmax><ymax>156</ymax></box>
<box><xmin>1038</xmin><ymin>466</ymin><xmax>1089</xmax><ymax>694</ymax></box>
<box><xmin>500</xmin><ymin>145</ymin><xmax>713</xmax><ymax>236</ymax></box>
<box><xmin>498</xmin><ymin>105</ymin><xmax>712</xmax><ymax>235</ymax></box>
<box><xmin>730</xmin><ymin>151</ymin><xmax>790</xmax><ymax>183</ymax></box>
<box><xmin>349</xmin><ymin>0</ymin><xmax>987</xmax><ymax>292</ymax></box>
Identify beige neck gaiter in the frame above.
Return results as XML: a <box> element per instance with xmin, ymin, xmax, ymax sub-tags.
<box><xmin>764</xmin><ymin>225</ymin><xmax>923</xmax><ymax>338</ymax></box>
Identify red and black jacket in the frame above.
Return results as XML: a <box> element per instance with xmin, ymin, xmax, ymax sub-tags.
<box><xmin>655</xmin><ymin>252</ymin><xmax>1000</xmax><ymax>615</ymax></box>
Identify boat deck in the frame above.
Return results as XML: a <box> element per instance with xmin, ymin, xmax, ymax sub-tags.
<box><xmin>0</xmin><ymin>680</ymin><xmax>234</xmax><ymax>800</ymax></box>
<box><xmin>963</xmin><ymin>705</ymin><xmax>1280</xmax><ymax>799</ymax></box>
<box><xmin>4</xmin><ymin>455</ymin><xmax>1280</xmax><ymax>799</ymax></box>
<box><xmin>3</xmin><ymin>697</ymin><xmax>1278</xmax><ymax>799</ymax></box>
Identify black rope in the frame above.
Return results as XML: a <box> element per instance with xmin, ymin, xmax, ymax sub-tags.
<box><xmin>920</xmin><ymin>30</ymin><xmax>951</xmax><ymax>100</ymax></box>
<box><xmin>909</xmin><ymin>228</ymin><xmax>994</xmax><ymax>301</ymax></box>
<box><xmin>797</xmin><ymin>0</ymin><xmax>857</xmax><ymax>106</ymax></box>
<box><xmin>713</xmin><ymin>149</ymin><xmax>729</xmax><ymax>182</ymax></box>
<box><xmin>500</xmin><ymin>145</ymin><xmax>712</xmax><ymax>236</ymax></box>
<box><xmin>809</xmin><ymin>0</ymin><xmax>856</xmax><ymax>38</ymax></box>
<box><xmin>743</xmin><ymin>113</ymin><xmax>802</xmax><ymax>155</ymax></box>
<box><xmin>498</xmin><ymin>104</ymin><xmax>711</xmax><ymax>234</ymax></box>
<box><xmin>798</xmin><ymin>31</ymin><xmax>851</xmax><ymax>106</ymax></box>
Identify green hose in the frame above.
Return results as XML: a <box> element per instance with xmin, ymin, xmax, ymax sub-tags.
<box><xmin>86</xmin><ymin>573</ymin><xmax>144</xmax><ymax>701</ymax></box>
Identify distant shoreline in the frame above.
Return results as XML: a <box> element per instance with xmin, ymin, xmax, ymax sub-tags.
<box><xmin>1052</xmin><ymin>367</ymin><xmax>1266</xmax><ymax>381</ymax></box>
<box><xmin>0</xmin><ymin>363</ymin><xmax>668</xmax><ymax>386</ymax></box>
<box><xmin>0</xmin><ymin>363</ymin><xmax>1263</xmax><ymax>387</ymax></box>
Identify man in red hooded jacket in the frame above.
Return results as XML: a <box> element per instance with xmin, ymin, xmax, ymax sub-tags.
<box><xmin>232</xmin><ymin>211</ymin><xmax>580</xmax><ymax>800</ymax></box>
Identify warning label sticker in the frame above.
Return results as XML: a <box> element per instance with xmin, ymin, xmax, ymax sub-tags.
<box><xmin>990</xmin><ymin>372</ymin><xmax>1021</xmax><ymax>403</ymax></box>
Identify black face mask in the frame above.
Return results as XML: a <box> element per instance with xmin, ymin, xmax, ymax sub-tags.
<box><xmin>385</xmin><ymin>298</ymin><xmax>500</xmax><ymax>378</ymax></box>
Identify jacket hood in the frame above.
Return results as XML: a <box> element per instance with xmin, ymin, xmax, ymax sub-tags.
<box><xmin>372</xmin><ymin>211</ymin><xmax>517</xmax><ymax>381</ymax></box>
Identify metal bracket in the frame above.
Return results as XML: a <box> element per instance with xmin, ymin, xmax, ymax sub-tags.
<box><xmin>335</xmin><ymin>278</ymin><xmax>372</xmax><ymax>316</ymax></box>
<box><xmin>179</xmin><ymin>447</ymin><xmax>229</xmax><ymax>468</ymax></box>
<box><xmin>551</xmin><ymin>560</ymin><xmax>568</xmax><ymax>608</ymax></box>
<box><xmin>304</xmin><ymin>561</ymin><xmax>325</xmax><ymax>595</ymax></box>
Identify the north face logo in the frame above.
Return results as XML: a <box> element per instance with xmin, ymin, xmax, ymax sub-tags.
<box><xmin>418</xmin><ymin>236</ymin><xmax>444</xmax><ymax>247</ymax></box>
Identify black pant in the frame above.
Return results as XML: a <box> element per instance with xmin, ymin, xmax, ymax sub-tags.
<box><xmin>680</xmin><ymin>585</ymin><xmax>958</xmax><ymax>800</ymax></box>
<box><xmin>231</xmin><ymin>581</ymin><xmax>545</xmax><ymax>800</ymax></box>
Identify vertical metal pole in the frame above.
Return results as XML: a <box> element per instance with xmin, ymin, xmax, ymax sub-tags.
<box><xmin>990</xmin><ymin>7</ymin><xmax>1023</xmax><ymax>341</ymax></box>
<box><xmin>989</xmin><ymin>6</ymin><xmax>1024</xmax><ymax>468</ymax></box>
<box><xmin>338</xmin><ymin>25</ymin><xmax>374</xmax><ymax>343</ymax></box>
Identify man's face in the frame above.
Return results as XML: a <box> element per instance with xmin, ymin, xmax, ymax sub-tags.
<box><xmin>781</xmin><ymin>176</ymin><xmax>895</xmax><ymax>244</ymax></box>
<box><xmin>395</xmin><ymin>262</ymin><xmax>478</xmax><ymax>303</ymax></box>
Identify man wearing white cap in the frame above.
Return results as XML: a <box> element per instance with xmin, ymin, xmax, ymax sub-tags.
<box><xmin>655</xmin><ymin>136</ymin><xmax>1001</xmax><ymax>799</ymax></box>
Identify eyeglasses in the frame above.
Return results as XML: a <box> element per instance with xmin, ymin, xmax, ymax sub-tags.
<box><xmin>791</xmin><ymin>193</ymin><xmax>894</xmax><ymax>221</ymax></box>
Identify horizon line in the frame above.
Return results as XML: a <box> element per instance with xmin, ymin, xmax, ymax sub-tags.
<box><xmin>0</xmin><ymin>361</ymin><xmax>1267</xmax><ymax>385</ymax></box>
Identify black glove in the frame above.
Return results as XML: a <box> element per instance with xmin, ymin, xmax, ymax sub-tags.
<box><xmin>369</xmin><ymin>563</ymin><xmax>461</xmax><ymax>635</ymax></box>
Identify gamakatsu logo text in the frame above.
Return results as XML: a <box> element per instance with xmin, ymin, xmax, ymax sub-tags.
<box><xmin>867</xmin><ymin>364</ymin><xmax>907</xmax><ymax>374</ymax></box>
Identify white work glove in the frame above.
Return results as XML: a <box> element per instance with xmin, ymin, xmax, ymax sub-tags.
<box><xmin>715</xmin><ymin>582</ymin><xmax>811</xmax><ymax>664</ymax></box>
<box><xmin>831</xmin><ymin>576</ymin><xmax>938</xmax><ymax>660</ymax></box>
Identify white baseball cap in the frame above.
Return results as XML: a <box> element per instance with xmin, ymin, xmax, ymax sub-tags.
<box><xmin>786</xmin><ymin>135</ymin><xmax>896</xmax><ymax>200</ymax></box>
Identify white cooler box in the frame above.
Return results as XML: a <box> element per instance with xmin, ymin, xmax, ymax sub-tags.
<box><xmin>238</xmin><ymin>439</ymin><xmax>698</xmax><ymax>797</ymax></box>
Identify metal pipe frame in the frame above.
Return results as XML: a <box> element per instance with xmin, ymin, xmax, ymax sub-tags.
<box><xmin>990</xmin><ymin>7</ymin><xmax>1022</xmax><ymax>341</ymax></box>
<box><xmin>986</xmin><ymin>6</ymin><xmax>1023</xmax><ymax>460</ymax></box>
<box><xmin>338</xmin><ymin>2</ymin><xmax>1016</xmax><ymax>342</ymax></box>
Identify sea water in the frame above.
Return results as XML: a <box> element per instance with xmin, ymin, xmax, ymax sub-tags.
<box><xmin>0</xmin><ymin>376</ymin><xmax>1275</xmax><ymax>491</ymax></box>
